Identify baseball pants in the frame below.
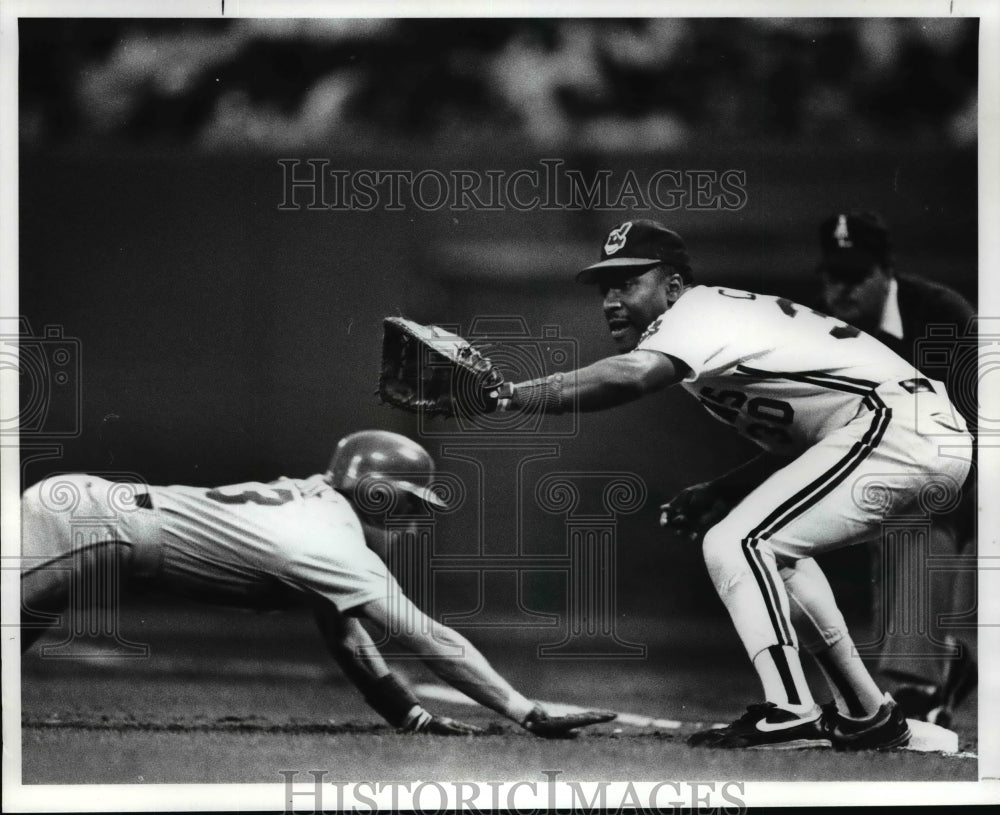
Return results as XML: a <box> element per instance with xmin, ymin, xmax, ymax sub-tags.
<box><xmin>701</xmin><ymin>382</ymin><xmax>973</xmax><ymax>662</ymax></box>
<box><xmin>20</xmin><ymin>474</ymin><xmax>162</xmax><ymax>644</ymax></box>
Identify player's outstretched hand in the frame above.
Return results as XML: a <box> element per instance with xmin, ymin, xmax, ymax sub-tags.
<box><xmin>424</xmin><ymin>715</ymin><xmax>486</xmax><ymax>735</ymax></box>
<box><xmin>659</xmin><ymin>481</ymin><xmax>732</xmax><ymax>539</ymax></box>
<box><xmin>405</xmin><ymin>714</ymin><xmax>485</xmax><ymax>736</ymax></box>
<box><xmin>521</xmin><ymin>705</ymin><xmax>617</xmax><ymax>739</ymax></box>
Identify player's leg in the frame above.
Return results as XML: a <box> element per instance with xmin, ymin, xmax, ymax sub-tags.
<box><xmin>692</xmin><ymin>399</ymin><xmax>971</xmax><ymax>749</ymax></box>
<box><xmin>781</xmin><ymin>557</ymin><xmax>884</xmax><ymax>718</ymax></box>
<box><xmin>723</xmin><ymin>409</ymin><xmax>970</xmax><ymax>748</ymax></box>
<box><xmin>20</xmin><ymin>476</ymin><xmax>83</xmax><ymax>651</ymax></box>
<box><xmin>20</xmin><ymin>474</ymin><xmax>161</xmax><ymax>652</ymax></box>
<box><xmin>779</xmin><ymin>556</ymin><xmax>917</xmax><ymax>750</ymax></box>
<box><xmin>696</xmin><ymin>426</ymin><xmax>879</xmax><ymax>722</ymax></box>
<box><xmin>693</xmin><ymin>445</ymin><xmax>857</xmax><ymax>748</ymax></box>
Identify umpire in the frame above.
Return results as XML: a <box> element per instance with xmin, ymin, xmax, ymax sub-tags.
<box><xmin>814</xmin><ymin>210</ymin><xmax>977</xmax><ymax>727</ymax></box>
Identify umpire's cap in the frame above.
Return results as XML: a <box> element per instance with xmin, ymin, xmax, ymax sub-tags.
<box><xmin>817</xmin><ymin>211</ymin><xmax>893</xmax><ymax>278</ymax></box>
<box><xmin>577</xmin><ymin>219</ymin><xmax>691</xmax><ymax>283</ymax></box>
<box><xmin>327</xmin><ymin>430</ymin><xmax>447</xmax><ymax>510</ymax></box>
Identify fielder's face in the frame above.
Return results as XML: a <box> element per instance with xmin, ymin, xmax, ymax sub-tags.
<box><xmin>598</xmin><ymin>266</ymin><xmax>674</xmax><ymax>353</ymax></box>
<box><xmin>820</xmin><ymin>265</ymin><xmax>891</xmax><ymax>333</ymax></box>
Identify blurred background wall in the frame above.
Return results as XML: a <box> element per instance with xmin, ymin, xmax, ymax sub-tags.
<box><xmin>18</xmin><ymin>17</ymin><xmax>978</xmax><ymax>621</ymax></box>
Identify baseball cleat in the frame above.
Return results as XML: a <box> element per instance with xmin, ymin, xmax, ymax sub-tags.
<box><xmin>687</xmin><ymin>703</ymin><xmax>831</xmax><ymax>749</ymax></box>
<box><xmin>825</xmin><ymin>693</ymin><xmax>911</xmax><ymax>751</ymax></box>
<box><xmin>891</xmin><ymin>683</ymin><xmax>940</xmax><ymax>721</ymax></box>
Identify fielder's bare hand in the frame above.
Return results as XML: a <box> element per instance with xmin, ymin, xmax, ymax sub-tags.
<box><xmin>659</xmin><ymin>481</ymin><xmax>733</xmax><ymax>539</ymax></box>
<box><xmin>520</xmin><ymin>705</ymin><xmax>617</xmax><ymax>739</ymax></box>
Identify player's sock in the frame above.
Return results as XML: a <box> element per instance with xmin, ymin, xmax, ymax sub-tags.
<box><xmin>812</xmin><ymin>637</ymin><xmax>884</xmax><ymax>719</ymax></box>
<box><xmin>753</xmin><ymin>645</ymin><xmax>815</xmax><ymax>712</ymax></box>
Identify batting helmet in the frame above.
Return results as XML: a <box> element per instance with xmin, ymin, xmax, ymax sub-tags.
<box><xmin>327</xmin><ymin>429</ymin><xmax>446</xmax><ymax>510</ymax></box>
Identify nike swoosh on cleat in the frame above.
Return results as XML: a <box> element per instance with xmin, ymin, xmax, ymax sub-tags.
<box><xmin>832</xmin><ymin>711</ymin><xmax>891</xmax><ymax>741</ymax></box>
<box><xmin>755</xmin><ymin>716</ymin><xmax>820</xmax><ymax>733</ymax></box>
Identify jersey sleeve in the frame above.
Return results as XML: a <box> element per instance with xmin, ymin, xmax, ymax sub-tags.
<box><xmin>277</xmin><ymin>527</ymin><xmax>399</xmax><ymax>614</ymax></box>
<box><xmin>636</xmin><ymin>288</ymin><xmax>744</xmax><ymax>382</ymax></box>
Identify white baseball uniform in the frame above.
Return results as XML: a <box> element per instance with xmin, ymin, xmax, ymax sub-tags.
<box><xmin>636</xmin><ymin>285</ymin><xmax>973</xmax><ymax>662</ymax></box>
<box><xmin>21</xmin><ymin>472</ymin><xmax>396</xmax><ymax>615</ymax></box>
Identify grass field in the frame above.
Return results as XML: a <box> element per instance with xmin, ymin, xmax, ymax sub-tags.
<box><xmin>16</xmin><ymin>599</ymin><xmax>980</xmax><ymax>801</ymax></box>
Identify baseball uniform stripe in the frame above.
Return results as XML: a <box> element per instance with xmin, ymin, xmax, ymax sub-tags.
<box><xmin>742</xmin><ymin>541</ymin><xmax>795</xmax><ymax>646</ymax></box>
<box><xmin>735</xmin><ymin>365</ymin><xmax>879</xmax><ymax>394</ymax></box>
<box><xmin>814</xmin><ymin>649</ymin><xmax>866</xmax><ymax>716</ymax></box>
<box><xmin>741</xmin><ymin>394</ymin><xmax>891</xmax><ymax>648</ymax></box>
<box><xmin>767</xmin><ymin>644</ymin><xmax>802</xmax><ymax>705</ymax></box>
<box><xmin>797</xmin><ymin>370</ymin><xmax>880</xmax><ymax>389</ymax></box>
<box><xmin>754</xmin><ymin>544</ymin><xmax>794</xmax><ymax>644</ymax></box>
<box><xmin>752</xmin><ymin>397</ymin><xmax>890</xmax><ymax>539</ymax></box>
<box><xmin>21</xmin><ymin>540</ymin><xmax>130</xmax><ymax>576</ymax></box>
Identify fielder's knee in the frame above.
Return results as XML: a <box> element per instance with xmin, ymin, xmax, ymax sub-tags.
<box><xmin>702</xmin><ymin>522</ymin><xmax>749</xmax><ymax>595</ymax></box>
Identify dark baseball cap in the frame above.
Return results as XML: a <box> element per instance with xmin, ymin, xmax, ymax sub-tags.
<box><xmin>816</xmin><ymin>211</ymin><xmax>892</xmax><ymax>280</ymax></box>
<box><xmin>576</xmin><ymin>219</ymin><xmax>690</xmax><ymax>284</ymax></box>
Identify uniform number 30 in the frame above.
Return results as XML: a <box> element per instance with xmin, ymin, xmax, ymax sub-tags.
<box><xmin>699</xmin><ymin>387</ymin><xmax>795</xmax><ymax>445</ymax></box>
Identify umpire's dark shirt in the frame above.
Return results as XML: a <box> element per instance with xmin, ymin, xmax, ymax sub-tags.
<box><xmin>876</xmin><ymin>274</ymin><xmax>976</xmax><ymax>435</ymax></box>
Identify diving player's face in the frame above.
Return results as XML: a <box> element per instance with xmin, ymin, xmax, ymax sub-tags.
<box><xmin>599</xmin><ymin>267</ymin><xmax>672</xmax><ymax>353</ymax></box>
<box><xmin>820</xmin><ymin>266</ymin><xmax>891</xmax><ymax>332</ymax></box>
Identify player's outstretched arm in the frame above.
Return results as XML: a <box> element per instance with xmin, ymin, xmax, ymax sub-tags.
<box><xmin>356</xmin><ymin>596</ymin><xmax>615</xmax><ymax>737</ymax></box>
<box><xmin>312</xmin><ymin>601</ymin><xmax>482</xmax><ymax>735</ymax></box>
<box><xmin>496</xmin><ymin>350</ymin><xmax>687</xmax><ymax>414</ymax></box>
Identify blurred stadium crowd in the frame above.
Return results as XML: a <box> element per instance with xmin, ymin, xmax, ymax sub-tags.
<box><xmin>20</xmin><ymin>17</ymin><xmax>977</xmax><ymax>153</ymax></box>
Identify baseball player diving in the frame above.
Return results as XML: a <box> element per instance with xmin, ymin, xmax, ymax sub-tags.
<box><xmin>474</xmin><ymin>219</ymin><xmax>973</xmax><ymax>750</ymax></box>
<box><xmin>20</xmin><ymin>429</ymin><xmax>614</xmax><ymax>739</ymax></box>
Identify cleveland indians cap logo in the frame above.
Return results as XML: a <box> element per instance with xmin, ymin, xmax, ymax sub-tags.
<box><xmin>833</xmin><ymin>214</ymin><xmax>853</xmax><ymax>248</ymax></box>
<box><xmin>604</xmin><ymin>221</ymin><xmax>633</xmax><ymax>256</ymax></box>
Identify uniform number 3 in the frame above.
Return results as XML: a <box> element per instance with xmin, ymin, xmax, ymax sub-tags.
<box><xmin>207</xmin><ymin>482</ymin><xmax>295</xmax><ymax>506</ymax></box>
<box><xmin>775</xmin><ymin>297</ymin><xmax>860</xmax><ymax>339</ymax></box>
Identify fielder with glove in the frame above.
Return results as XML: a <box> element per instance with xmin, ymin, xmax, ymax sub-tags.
<box><xmin>379</xmin><ymin>317</ymin><xmax>507</xmax><ymax>418</ymax></box>
<box><xmin>377</xmin><ymin>218</ymin><xmax>974</xmax><ymax>752</ymax></box>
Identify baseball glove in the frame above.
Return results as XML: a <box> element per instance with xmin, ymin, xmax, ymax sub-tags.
<box><xmin>378</xmin><ymin>317</ymin><xmax>505</xmax><ymax>418</ymax></box>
